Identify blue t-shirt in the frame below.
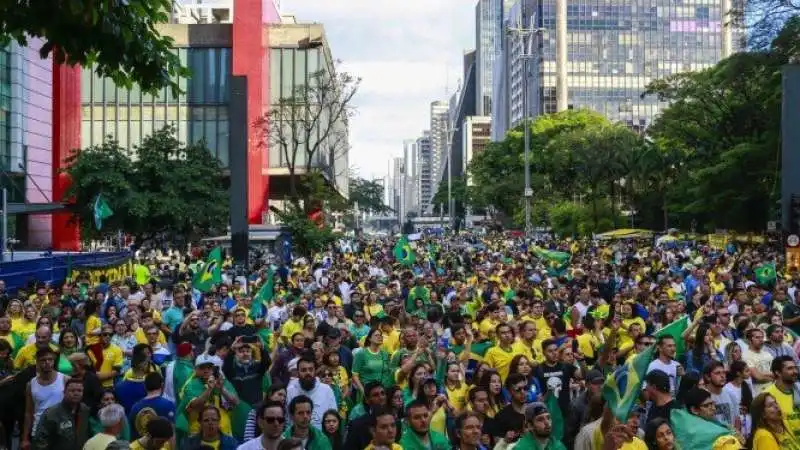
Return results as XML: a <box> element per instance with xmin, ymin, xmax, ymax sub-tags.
<box><xmin>162</xmin><ymin>306</ymin><xmax>184</xmax><ymax>332</ymax></box>
<box><xmin>128</xmin><ymin>396</ymin><xmax>176</xmax><ymax>439</ymax></box>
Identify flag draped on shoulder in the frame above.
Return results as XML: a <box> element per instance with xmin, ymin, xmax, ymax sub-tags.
<box><xmin>93</xmin><ymin>194</ymin><xmax>114</xmax><ymax>230</ymax></box>
<box><xmin>394</xmin><ymin>236</ymin><xmax>416</xmax><ymax>266</ymax></box>
<box><xmin>544</xmin><ymin>391</ymin><xmax>563</xmax><ymax>441</ymax></box>
<box><xmin>670</xmin><ymin>409</ymin><xmax>740</xmax><ymax>450</ymax></box>
<box><xmin>192</xmin><ymin>247</ymin><xmax>222</xmax><ymax>292</ymax></box>
<box><xmin>603</xmin><ymin>317</ymin><xmax>688</xmax><ymax>422</ymax></box>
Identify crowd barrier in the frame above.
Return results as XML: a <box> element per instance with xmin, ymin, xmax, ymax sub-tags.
<box><xmin>0</xmin><ymin>251</ymin><xmax>133</xmax><ymax>293</ymax></box>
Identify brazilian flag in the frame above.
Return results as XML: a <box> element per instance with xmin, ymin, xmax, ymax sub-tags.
<box><xmin>393</xmin><ymin>236</ymin><xmax>416</xmax><ymax>266</ymax></box>
<box><xmin>192</xmin><ymin>247</ymin><xmax>223</xmax><ymax>292</ymax></box>
<box><xmin>532</xmin><ymin>247</ymin><xmax>570</xmax><ymax>276</ymax></box>
<box><xmin>175</xmin><ymin>375</ymin><xmax>252</xmax><ymax>442</ymax></box>
<box><xmin>755</xmin><ymin>263</ymin><xmax>777</xmax><ymax>288</ymax></box>
<box><xmin>251</xmin><ymin>269</ymin><xmax>274</xmax><ymax>320</ymax></box>
<box><xmin>670</xmin><ymin>409</ymin><xmax>740</xmax><ymax>450</ymax></box>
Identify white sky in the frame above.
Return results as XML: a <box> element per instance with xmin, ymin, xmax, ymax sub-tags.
<box><xmin>280</xmin><ymin>0</ymin><xmax>476</xmax><ymax>180</ymax></box>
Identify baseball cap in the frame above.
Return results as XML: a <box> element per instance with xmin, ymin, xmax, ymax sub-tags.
<box><xmin>524</xmin><ymin>402</ymin><xmax>550</xmax><ymax>421</ymax></box>
<box><xmin>645</xmin><ymin>369</ymin><xmax>671</xmax><ymax>393</ymax></box>
<box><xmin>195</xmin><ymin>353</ymin><xmax>217</xmax><ymax>368</ymax></box>
<box><xmin>585</xmin><ymin>369</ymin><xmax>605</xmax><ymax>385</ymax></box>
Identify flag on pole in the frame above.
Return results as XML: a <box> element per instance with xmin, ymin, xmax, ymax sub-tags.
<box><xmin>251</xmin><ymin>269</ymin><xmax>274</xmax><ymax>320</ymax></box>
<box><xmin>603</xmin><ymin>317</ymin><xmax>689</xmax><ymax>421</ymax></box>
<box><xmin>393</xmin><ymin>236</ymin><xmax>416</xmax><ymax>266</ymax></box>
<box><xmin>532</xmin><ymin>247</ymin><xmax>571</xmax><ymax>276</ymax></box>
<box><xmin>192</xmin><ymin>247</ymin><xmax>222</xmax><ymax>292</ymax></box>
<box><xmin>93</xmin><ymin>194</ymin><xmax>114</xmax><ymax>230</ymax></box>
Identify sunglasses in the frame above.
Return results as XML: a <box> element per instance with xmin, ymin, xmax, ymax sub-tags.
<box><xmin>263</xmin><ymin>416</ymin><xmax>286</xmax><ymax>424</ymax></box>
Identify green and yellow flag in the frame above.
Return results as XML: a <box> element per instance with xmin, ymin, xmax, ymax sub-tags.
<box><xmin>603</xmin><ymin>317</ymin><xmax>688</xmax><ymax>421</ymax></box>
<box><xmin>192</xmin><ymin>247</ymin><xmax>222</xmax><ymax>292</ymax></box>
<box><xmin>251</xmin><ymin>269</ymin><xmax>274</xmax><ymax>320</ymax></box>
<box><xmin>670</xmin><ymin>409</ymin><xmax>740</xmax><ymax>450</ymax></box>
<box><xmin>532</xmin><ymin>247</ymin><xmax>571</xmax><ymax>276</ymax></box>
<box><xmin>393</xmin><ymin>236</ymin><xmax>416</xmax><ymax>266</ymax></box>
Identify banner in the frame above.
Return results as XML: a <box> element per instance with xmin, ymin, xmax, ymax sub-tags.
<box><xmin>70</xmin><ymin>256</ymin><xmax>135</xmax><ymax>285</ymax></box>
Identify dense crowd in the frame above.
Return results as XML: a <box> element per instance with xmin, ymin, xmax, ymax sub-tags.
<box><xmin>0</xmin><ymin>234</ymin><xmax>798</xmax><ymax>450</ymax></box>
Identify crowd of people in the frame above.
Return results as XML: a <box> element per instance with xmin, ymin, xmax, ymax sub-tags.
<box><xmin>0</xmin><ymin>233</ymin><xmax>798</xmax><ymax>450</ymax></box>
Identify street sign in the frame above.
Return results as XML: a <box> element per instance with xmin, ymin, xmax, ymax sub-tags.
<box><xmin>788</xmin><ymin>234</ymin><xmax>800</xmax><ymax>247</ymax></box>
<box><xmin>524</xmin><ymin>188</ymin><xmax>533</xmax><ymax>197</ymax></box>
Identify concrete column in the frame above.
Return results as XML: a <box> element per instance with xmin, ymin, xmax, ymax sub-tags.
<box><xmin>555</xmin><ymin>0</ymin><xmax>568</xmax><ymax>111</ymax></box>
<box><xmin>721</xmin><ymin>0</ymin><xmax>732</xmax><ymax>58</ymax></box>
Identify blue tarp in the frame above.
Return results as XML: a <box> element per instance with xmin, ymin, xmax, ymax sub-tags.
<box><xmin>0</xmin><ymin>251</ymin><xmax>132</xmax><ymax>293</ymax></box>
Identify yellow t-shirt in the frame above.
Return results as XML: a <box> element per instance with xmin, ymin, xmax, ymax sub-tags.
<box><xmin>130</xmin><ymin>440</ymin><xmax>171</xmax><ymax>450</ymax></box>
<box><xmin>365</xmin><ymin>444</ymin><xmax>402</xmax><ymax>450</ymax></box>
<box><xmin>382</xmin><ymin>328</ymin><xmax>400</xmax><ymax>354</ymax></box>
<box><xmin>85</xmin><ymin>315</ymin><xmax>103</xmax><ymax>346</ymax></box>
<box><xmin>365</xmin><ymin>303</ymin><xmax>384</xmax><ymax>318</ymax></box>
<box><xmin>445</xmin><ymin>382</ymin><xmax>469</xmax><ymax>413</ymax></box>
<box><xmin>280</xmin><ymin>318</ymin><xmax>303</xmax><ymax>343</ymax></box>
<box><xmin>200</xmin><ymin>439</ymin><xmax>220</xmax><ymax>450</ymax></box>
<box><xmin>134</xmin><ymin>328</ymin><xmax>167</xmax><ymax>345</ymax></box>
<box><xmin>484</xmin><ymin>342</ymin><xmax>532</xmax><ymax>382</ymax></box>
<box><xmin>752</xmin><ymin>428</ymin><xmax>786</xmax><ymax>450</ymax></box>
<box><xmin>88</xmin><ymin>344</ymin><xmax>124</xmax><ymax>388</ymax></box>
<box><xmin>576</xmin><ymin>333</ymin><xmax>600</xmax><ymax>360</ymax></box>
<box><xmin>764</xmin><ymin>383</ymin><xmax>800</xmax><ymax>437</ymax></box>
<box><xmin>14</xmin><ymin>343</ymin><xmax>58</xmax><ymax>370</ymax></box>
<box><xmin>478</xmin><ymin>318</ymin><xmax>499</xmax><ymax>339</ymax></box>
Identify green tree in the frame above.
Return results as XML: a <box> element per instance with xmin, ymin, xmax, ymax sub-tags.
<box><xmin>431</xmin><ymin>176</ymin><xmax>469</xmax><ymax>215</ymax></box>
<box><xmin>349</xmin><ymin>177</ymin><xmax>391</xmax><ymax>214</ymax></box>
<box><xmin>64</xmin><ymin>126</ymin><xmax>228</xmax><ymax>243</ymax></box>
<box><xmin>270</xmin><ymin>203</ymin><xmax>337</xmax><ymax>258</ymax></box>
<box><xmin>641</xmin><ymin>18</ymin><xmax>798</xmax><ymax>231</ymax></box>
<box><xmin>0</xmin><ymin>0</ymin><xmax>189</xmax><ymax>95</ymax></box>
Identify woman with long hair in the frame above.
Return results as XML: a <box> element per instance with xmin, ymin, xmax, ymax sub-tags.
<box><xmin>685</xmin><ymin>322</ymin><xmax>722</xmax><ymax>375</ymax></box>
<box><xmin>476</xmin><ymin>369</ymin><xmax>502</xmax><ymax>418</ymax></box>
<box><xmin>644</xmin><ymin>418</ymin><xmax>675</xmax><ymax>450</ymax></box>
<box><xmin>403</xmin><ymin>362</ymin><xmax>432</xmax><ymax>405</ymax></box>
<box><xmin>322</xmin><ymin>409</ymin><xmax>345</xmax><ymax>450</ymax></box>
<box><xmin>724</xmin><ymin>341</ymin><xmax>743</xmax><ymax>369</ymax></box>
<box><xmin>352</xmin><ymin>328</ymin><xmax>391</xmax><ymax>391</ymax></box>
<box><xmin>56</xmin><ymin>328</ymin><xmax>81</xmax><ymax>375</ymax></box>
<box><xmin>749</xmin><ymin>392</ymin><xmax>800</xmax><ymax>449</ymax></box>
<box><xmin>505</xmin><ymin>354</ymin><xmax>540</xmax><ymax>403</ymax></box>
<box><xmin>444</xmin><ymin>362</ymin><xmax>469</xmax><ymax>413</ymax></box>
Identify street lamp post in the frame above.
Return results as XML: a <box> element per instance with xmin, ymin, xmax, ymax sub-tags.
<box><xmin>509</xmin><ymin>13</ymin><xmax>544</xmax><ymax>236</ymax></box>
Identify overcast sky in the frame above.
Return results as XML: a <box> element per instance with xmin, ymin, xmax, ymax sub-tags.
<box><xmin>280</xmin><ymin>0</ymin><xmax>476</xmax><ymax>180</ymax></box>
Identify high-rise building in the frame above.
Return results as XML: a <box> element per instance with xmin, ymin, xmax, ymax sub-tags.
<box><xmin>429</xmin><ymin>100</ymin><xmax>449</xmax><ymax>209</ymax></box>
<box><xmin>392</xmin><ymin>157</ymin><xmax>405</xmax><ymax>220</ymax></box>
<box><xmin>417</xmin><ymin>131</ymin><xmax>433</xmax><ymax>213</ymax></box>
<box><xmin>403</xmin><ymin>139</ymin><xmax>419</xmax><ymax>216</ymax></box>
<box><xmin>492</xmin><ymin>0</ymin><xmax>739</xmax><ymax>137</ymax></box>
<box><xmin>463</xmin><ymin>116</ymin><xmax>492</xmax><ymax>179</ymax></box>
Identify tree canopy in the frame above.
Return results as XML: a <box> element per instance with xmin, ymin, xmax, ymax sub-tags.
<box><xmin>0</xmin><ymin>0</ymin><xmax>189</xmax><ymax>95</ymax></box>
<box><xmin>64</xmin><ymin>126</ymin><xmax>228</xmax><ymax>244</ymax></box>
<box><xmin>466</xmin><ymin>18</ymin><xmax>799</xmax><ymax>235</ymax></box>
<box><xmin>349</xmin><ymin>177</ymin><xmax>390</xmax><ymax>215</ymax></box>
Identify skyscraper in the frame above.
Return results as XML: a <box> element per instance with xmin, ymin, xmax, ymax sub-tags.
<box><xmin>492</xmin><ymin>0</ymin><xmax>738</xmax><ymax>136</ymax></box>
<box><xmin>429</xmin><ymin>100</ymin><xmax>449</xmax><ymax>209</ymax></box>
<box><xmin>417</xmin><ymin>132</ymin><xmax>434</xmax><ymax>213</ymax></box>
<box><xmin>403</xmin><ymin>139</ymin><xmax>419</xmax><ymax>216</ymax></box>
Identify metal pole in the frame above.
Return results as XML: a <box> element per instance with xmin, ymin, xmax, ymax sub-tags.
<box><xmin>523</xmin><ymin>56</ymin><xmax>532</xmax><ymax>235</ymax></box>
<box><xmin>1</xmin><ymin>188</ymin><xmax>6</xmax><ymax>263</ymax></box>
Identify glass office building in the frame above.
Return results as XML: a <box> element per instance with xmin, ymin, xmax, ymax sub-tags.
<box><xmin>0</xmin><ymin>47</ymin><xmax>10</xmax><ymax>173</ymax></box>
<box><xmin>80</xmin><ymin>48</ymin><xmax>233</xmax><ymax>166</ymax></box>
<box><xmin>532</xmin><ymin>0</ymin><xmax>734</xmax><ymax>129</ymax></box>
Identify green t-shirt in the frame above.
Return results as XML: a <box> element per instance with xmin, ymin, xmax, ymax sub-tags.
<box><xmin>353</xmin><ymin>348</ymin><xmax>390</xmax><ymax>387</ymax></box>
<box><xmin>399</xmin><ymin>429</ymin><xmax>450</xmax><ymax>450</ymax></box>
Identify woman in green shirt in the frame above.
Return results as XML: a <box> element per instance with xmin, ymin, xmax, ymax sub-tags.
<box><xmin>352</xmin><ymin>328</ymin><xmax>391</xmax><ymax>391</ymax></box>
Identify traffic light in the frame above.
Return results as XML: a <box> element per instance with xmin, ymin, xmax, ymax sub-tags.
<box><xmin>790</xmin><ymin>194</ymin><xmax>800</xmax><ymax>235</ymax></box>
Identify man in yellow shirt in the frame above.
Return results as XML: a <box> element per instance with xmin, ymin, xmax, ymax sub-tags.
<box><xmin>764</xmin><ymin>356</ymin><xmax>800</xmax><ymax>436</ymax></box>
<box><xmin>484</xmin><ymin>323</ymin><xmax>531</xmax><ymax>381</ymax></box>
<box><xmin>134</xmin><ymin>312</ymin><xmax>167</xmax><ymax>345</ymax></box>
<box><xmin>88</xmin><ymin>324</ymin><xmax>124</xmax><ymax>388</ymax></box>
<box><xmin>14</xmin><ymin>326</ymin><xmax>58</xmax><ymax>370</ymax></box>
<box><xmin>280</xmin><ymin>306</ymin><xmax>307</xmax><ymax>345</ymax></box>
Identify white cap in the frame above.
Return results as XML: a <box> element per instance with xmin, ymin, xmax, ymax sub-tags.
<box><xmin>288</xmin><ymin>357</ymin><xmax>300</xmax><ymax>373</ymax></box>
<box><xmin>195</xmin><ymin>353</ymin><xmax>222</xmax><ymax>370</ymax></box>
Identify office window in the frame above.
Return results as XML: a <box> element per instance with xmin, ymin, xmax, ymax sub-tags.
<box><xmin>282</xmin><ymin>49</ymin><xmax>294</xmax><ymax>98</ymax></box>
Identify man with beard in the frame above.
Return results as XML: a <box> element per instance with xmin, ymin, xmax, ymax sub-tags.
<box><xmin>237</xmin><ymin>401</ymin><xmax>286</xmax><ymax>450</ymax></box>
<box><xmin>222</xmin><ymin>336</ymin><xmax>269</xmax><ymax>406</ymax></box>
<box><xmin>281</xmin><ymin>395</ymin><xmax>332</xmax><ymax>450</ymax></box>
<box><xmin>285</xmin><ymin>354</ymin><xmax>336</xmax><ymax>430</ymax></box>
<box><xmin>512</xmin><ymin>402</ymin><xmax>566</xmax><ymax>450</ymax></box>
<box><xmin>399</xmin><ymin>400</ymin><xmax>450</xmax><ymax>450</ymax></box>
<box><xmin>343</xmin><ymin>382</ymin><xmax>391</xmax><ymax>449</ymax></box>
<box><xmin>31</xmin><ymin>377</ymin><xmax>90</xmax><ymax>450</ymax></box>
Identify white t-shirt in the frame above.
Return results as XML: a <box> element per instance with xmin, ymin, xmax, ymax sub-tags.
<box><xmin>647</xmin><ymin>358</ymin><xmax>680</xmax><ymax>395</ymax></box>
<box><xmin>710</xmin><ymin>388</ymin><xmax>737</xmax><ymax>426</ymax></box>
<box><xmin>742</xmin><ymin>347</ymin><xmax>774</xmax><ymax>393</ymax></box>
